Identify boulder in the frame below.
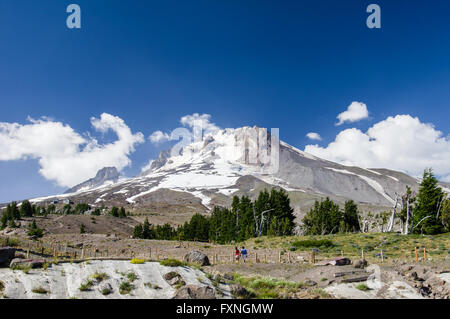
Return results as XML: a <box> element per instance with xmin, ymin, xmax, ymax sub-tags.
<box><xmin>183</xmin><ymin>250</ymin><xmax>210</xmax><ymax>266</ymax></box>
<box><xmin>0</xmin><ymin>247</ymin><xmax>16</xmax><ymax>266</ymax></box>
<box><xmin>230</xmin><ymin>283</ymin><xmax>255</xmax><ymax>298</ymax></box>
<box><xmin>223</xmin><ymin>273</ymin><xmax>234</xmax><ymax>281</ymax></box>
<box><xmin>163</xmin><ymin>271</ymin><xmax>186</xmax><ymax>287</ymax></box>
<box><xmin>315</xmin><ymin>257</ymin><xmax>351</xmax><ymax>266</ymax></box>
<box><xmin>9</xmin><ymin>258</ymin><xmax>45</xmax><ymax>269</ymax></box>
<box><xmin>164</xmin><ymin>271</ymin><xmax>181</xmax><ymax>281</ymax></box>
<box><xmin>173</xmin><ymin>285</ymin><xmax>216</xmax><ymax>299</ymax></box>
<box><xmin>14</xmin><ymin>252</ymin><xmax>26</xmax><ymax>259</ymax></box>
<box><xmin>354</xmin><ymin>259</ymin><xmax>368</xmax><ymax>269</ymax></box>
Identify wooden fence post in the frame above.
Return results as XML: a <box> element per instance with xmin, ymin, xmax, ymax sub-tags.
<box><xmin>381</xmin><ymin>250</ymin><xmax>384</xmax><ymax>262</ymax></box>
<box><xmin>279</xmin><ymin>251</ymin><xmax>282</xmax><ymax>263</ymax></box>
<box><xmin>264</xmin><ymin>254</ymin><xmax>267</xmax><ymax>263</ymax></box>
<box><xmin>423</xmin><ymin>248</ymin><xmax>426</xmax><ymax>261</ymax></box>
<box><xmin>415</xmin><ymin>247</ymin><xmax>418</xmax><ymax>262</ymax></box>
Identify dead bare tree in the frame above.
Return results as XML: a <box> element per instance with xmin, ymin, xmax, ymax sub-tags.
<box><xmin>387</xmin><ymin>193</ymin><xmax>400</xmax><ymax>232</ymax></box>
<box><xmin>403</xmin><ymin>188</ymin><xmax>416</xmax><ymax>235</ymax></box>
<box><xmin>435</xmin><ymin>193</ymin><xmax>446</xmax><ymax>222</ymax></box>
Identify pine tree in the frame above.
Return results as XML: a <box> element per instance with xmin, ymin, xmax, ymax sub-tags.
<box><xmin>20</xmin><ymin>200</ymin><xmax>34</xmax><ymax>217</ymax></box>
<box><xmin>142</xmin><ymin>218</ymin><xmax>153</xmax><ymax>239</ymax></box>
<box><xmin>341</xmin><ymin>200</ymin><xmax>361</xmax><ymax>233</ymax></box>
<box><xmin>11</xmin><ymin>202</ymin><xmax>20</xmax><ymax>220</ymax></box>
<box><xmin>110</xmin><ymin>207</ymin><xmax>119</xmax><ymax>217</ymax></box>
<box><xmin>413</xmin><ymin>169</ymin><xmax>444</xmax><ymax>234</ymax></box>
<box><xmin>302</xmin><ymin>198</ymin><xmax>345</xmax><ymax>235</ymax></box>
<box><xmin>118</xmin><ymin>207</ymin><xmax>126</xmax><ymax>218</ymax></box>
<box><xmin>0</xmin><ymin>212</ymin><xmax>7</xmax><ymax>230</ymax></box>
<box><xmin>133</xmin><ymin>224</ymin><xmax>143</xmax><ymax>238</ymax></box>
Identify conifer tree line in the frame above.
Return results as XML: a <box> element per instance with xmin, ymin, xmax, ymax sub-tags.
<box><xmin>302</xmin><ymin>168</ymin><xmax>449</xmax><ymax>235</ymax></box>
<box><xmin>133</xmin><ymin>189</ymin><xmax>296</xmax><ymax>243</ymax></box>
<box><xmin>302</xmin><ymin>199</ymin><xmax>361</xmax><ymax>235</ymax></box>
<box><xmin>1</xmin><ymin>169</ymin><xmax>449</xmax><ymax>236</ymax></box>
<box><xmin>0</xmin><ymin>201</ymin><xmax>128</xmax><ymax>230</ymax></box>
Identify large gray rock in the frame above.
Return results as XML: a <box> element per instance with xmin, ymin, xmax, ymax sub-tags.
<box><xmin>183</xmin><ymin>250</ymin><xmax>210</xmax><ymax>266</ymax></box>
<box><xmin>0</xmin><ymin>247</ymin><xmax>15</xmax><ymax>266</ymax></box>
<box><xmin>230</xmin><ymin>284</ymin><xmax>255</xmax><ymax>298</ymax></box>
<box><xmin>9</xmin><ymin>258</ymin><xmax>45</xmax><ymax>269</ymax></box>
<box><xmin>354</xmin><ymin>259</ymin><xmax>368</xmax><ymax>269</ymax></box>
<box><xmin>163</xmin><ymin>271</ymin><xmax>186</xmax><ymax>287</ymax></box>
<box><xmin>173</xmin><ymin>285</ymin><xmax>216</xmax><ymax>299</ymax></box>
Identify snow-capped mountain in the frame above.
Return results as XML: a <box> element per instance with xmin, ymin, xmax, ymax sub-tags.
<box><xmin>29</xmin><ymin>126</ymin><xmax>427</xmax><ymax>220</ymax></box>
<box><xmin>65</xmin><ymin>167</ymin><xmax>120</xmax><ymax>194</ymax></box>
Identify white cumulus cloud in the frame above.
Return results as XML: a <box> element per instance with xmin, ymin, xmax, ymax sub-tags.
<box><xmin>336</xmin><ymin>101</ymin><xmax>369</xmax><ymax>126</ymax></box>
<box><xmin>0</xmin><ymin>113</ymin><xmax>144</xmax><ymax>188</ymax></box>
<box><xmin>305</xmin><ymin>114</ymin><xmax>450</xmax><ymax>179</ymax></box>
<box><xmin>306</xmin><ymin>132</ymin><xmax>322</xmax><ymax>141</ymax></box>
<box><xmin>149</xmin><ymin>130</ymin><xmax>171</xmax><ymax>144</ymax></box>
<box><xmin>180</xmin><ymin>113</ymin><xmax>220</xmax><ymax>134</ymax></box>
<box><xmin>148</xmin><ymin>113</ymin><xmax>220</xmax><ymax>145</ymax></box>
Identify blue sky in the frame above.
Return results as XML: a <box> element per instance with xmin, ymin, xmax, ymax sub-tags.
<box><xmin>1</xmin><ymin>0</ymin><xmax>449</xmax><ymax>202</ymax></box>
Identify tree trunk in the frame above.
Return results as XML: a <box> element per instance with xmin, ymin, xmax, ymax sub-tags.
<box><xmin>387</xmin><ymin>194</ymin><xmax>400</xmax><ymax>232</ymax></box>
<box><xmin>404</xmin><ymin>199</ymin><xmax>410</xmax><ymax>235</ymax></box>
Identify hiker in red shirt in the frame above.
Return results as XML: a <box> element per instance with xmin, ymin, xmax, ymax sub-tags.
<box><xmin>235</xmin><ymin>246</ymin><xmax>240</xmax><ymax>263</ymax></box>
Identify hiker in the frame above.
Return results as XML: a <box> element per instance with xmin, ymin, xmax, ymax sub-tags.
<box><xmin>235</xmin><ymin>246</ymin><xmax>240</xmax><ymax>263</ymax></box>
<box><xmin>241</xmin><ymin>246</ymin><xmax>247</xmax><ymax>263</ymax></box>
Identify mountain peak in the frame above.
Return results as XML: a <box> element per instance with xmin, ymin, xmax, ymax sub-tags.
<box><xmin>65</xmin><ymin>167</ymin><xmax>120</xmax><ymax>194</ymax></box>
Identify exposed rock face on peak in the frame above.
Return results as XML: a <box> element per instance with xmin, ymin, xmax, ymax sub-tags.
<box><xmin>140</xmin><ymin>150</ymin><xmax>171</xmax><ymax>176</ymax></box>
<box><xmin>65</xmin><ymin>167</ymin><xmax>120</xmax><ymax>194</ymax></box>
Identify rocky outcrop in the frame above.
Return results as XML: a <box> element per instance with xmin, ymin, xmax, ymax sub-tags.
<box><xmin>163</xmin><ymin>271</ymin><xmax>186</xmax><ymax>287</ymax></box>
<box><xmin>183</xmin><ymin>251</ymin><xmax>210</xmax><ymax>266</ymax></box>
<box><xmin>65</xmin><ymin>167</ymin><xmax>120</xmax><ymax>194</ymax></box>
<box><xmin>230</xmin><ymin>284</ymin><xmax>255</xmax><ymax>298</ymax></box>
<box><xmin>173</xmin><ymin>285</ymin><xmax>216</xmax><ymax>299</ymax></box>
<box><xmin>354</xmin><ymin>259</ymin><xmax>368</xmax><ymax>269</ymax></box>
<box><xmin>0</xmin><ymin>247</ymin><xmax>15</xmax><ymax>267</ymax></box>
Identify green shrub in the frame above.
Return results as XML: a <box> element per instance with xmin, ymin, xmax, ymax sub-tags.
<box><xmin>91</xmin><ymin>272</ymin><xmax>108</xmax><ymax>282</ymax></box>
<box><xmin>119</xmin><ymin>281</ymin><xmax>134</xmax><ymax>294</ymax></box>
<box><xmin>127</xmin><ymin>272</ymin><xmax>138</xmax><ymax>282</ymax></box>
<box><xmin>159</xmin><ymin>259</ymin><xmax>185</xmax><ymax>267</ymax></box>
<box><xmin>79</xmin><ymin>280</ymin><xmax>94</xmax><ymax>291</ymax></box>
<box><xmin>32</xmin><ymin>286</ymin><xmax>48</xmax><ymax>294</ymax></box>
<box><xmin>356</xmin><ymin>284</ymin><xmax>370</xmax><ymax>291</ymax></box>
<box><xmin>145</xmin><ymin>282</ymin><xmax>161</xmax><ymax>290</ymax></box>
<box><xmin>101</xmin><ymin>287</ymin><xmax>112</xmax><ymax>295</ymax></box>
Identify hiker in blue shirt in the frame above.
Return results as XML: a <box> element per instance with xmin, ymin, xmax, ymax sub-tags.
<box><xmin>241</xmin><ymin>246</ymin><xmax>247</xmax><ymax>263</ymax></box>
